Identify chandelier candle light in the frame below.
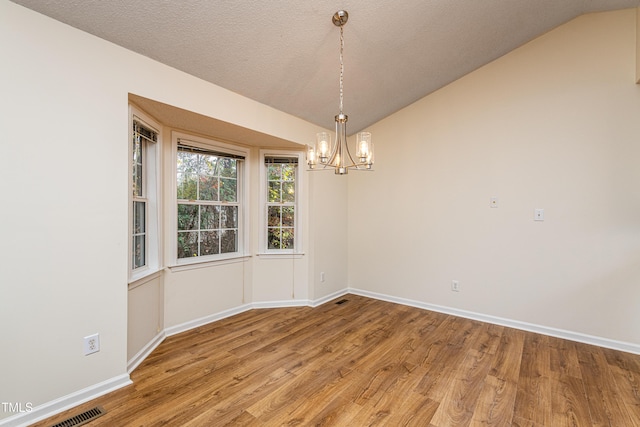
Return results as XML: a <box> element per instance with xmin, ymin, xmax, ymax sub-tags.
<box><xmin>307</xmin><ymin>10</ymin><xmax>374</xmax><ymax>174</ymax></box>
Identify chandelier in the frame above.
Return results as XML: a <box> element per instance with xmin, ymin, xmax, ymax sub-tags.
<box><xmin>307</xmin><ymin>10</ymin><xmax>374</xmax><ymax>175</ymax></box>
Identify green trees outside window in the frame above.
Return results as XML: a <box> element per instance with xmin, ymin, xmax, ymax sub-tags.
<box><xmin>266</xmin><ymin>160</ymin><xmax>296</xmax><ymax>250</ymax></box>
<box><xmin>177</xmin><ymin>147</ymin><xmax>240</xmax><ymax>259</ymax></box>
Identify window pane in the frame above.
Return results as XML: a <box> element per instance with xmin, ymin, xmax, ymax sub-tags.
<box><xmin>199</xmin><ymin>176</ymin><xmax>219</xmax><ymax>201</ymax></box>
<box><xmin>268</xmin><ymin>164</ymin><xmax>281</xmax><ymax>181</ymax></box>
<box><xmin>201</xmin><ymin>155</ymin><xmax>218</xmax><ymax>176</ymax></box>
<box><xmin>177</xmin><ymin>174</ymin><xmax>197</xmax><ymax>200</ymax></box>
<box><xmin>282</xmin><ymin>181</ymin><xmax>295</xmax><ymax>203</ymax></box>
<box><xmin>177</xmin><ymin>152</ymin><xmax>198</xmax><ymax>200</ymax></box>
<box><xmin>133</xmin><ymin>136</ymin><xmax>142</xmax><ymax>163</ymax></box>
<box><xmin>268</xmin><ymin>181</ymin><xmax>281</xmax><ymax>203</ymax></box>
<box><xmin>282</xmin><ymin>228</ymin><xmax>294</xmax><ymax>249</ymax></box>
<box><xmin>282</xmin><ymin>164</ymin><xmax>295</xmax><ymax>181</ymax></box>
<box><xmin>177</xmin><ymin>151</ymin><xmax>199</xmax><ymax>175</ymax></box>
<box><xmin>133</xmin><ymin>201</ymin><xmax>145</xmax><ymax>234</ymax></box>
<box><xmin>200</xmin><ymin>205</ymin><xmax>220</xmax><ymax>230</ymax></box>
<box><xmin>221</xmin><ymin>206</ymin><xmax>238</xmax><ymax>229</ymax></box>
<box><xmin>133</xmin><ymin>235</ymin><xmax>145</xmax><ymax>268</ymax></box>
<box><xmin>177</xmin><ymin>204</ymin><xmax>198</xmax><ymax>230</ymax></box>
<box><xmin>267</xmin><ymin>228</ymin><xmax>281</xmax><ymax>250</ymax></box>
<box><xmin>268</xmin><ymin>206</ymin><xmax>281</xmax><ymax>227</ymax></box>
<box><xmin>220</xmin><ymin>229</ymin><xmax>237</xmax><ymax>253</ymax></box>
<box><xmin>133</xmin><ymin>163</ymin><xmax>142</xmax><ymax>197</ymax></box>
<box><xmin>200</xmin><ymin>230</ymin><xmax>219</xmax><ymax>256</ymax></box>
<box><xmin>282</xmin><ymin>206</ymin><xmax>294</xmax><ymax>227</ymax></box>
<box><xmin>219</xmin><ymin>158</ymin><xmax>237</xmax><ymax>178</ymax></box>
<box><xmin>177</xmin><ymin>231</ymin><xmax>198</xmax><ymax>258</ymax></box>
<box><xmin>220</xmin><ymin>178</ymin><xmax>237</xmax><ymax>202</ymax></box>
<box><xmin>133</xmin><ymin>137</ymin><xmax>143</xmax><ymax>197</ymax></box>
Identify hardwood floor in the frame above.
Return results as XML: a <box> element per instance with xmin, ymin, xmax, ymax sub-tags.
<box><xmin>32</xmin><ymin>295</ymin><xmax>640</xmax><ymax>426</ymax></box>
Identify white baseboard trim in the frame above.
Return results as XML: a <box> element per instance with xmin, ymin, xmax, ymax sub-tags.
<box><xmin>164</xmin><ymin>303</ymin><xmax>254</xmax><ymax>337</ymax></box>
<box><xmin>348</xmin><ymin>287</ymin><xmax>640</xmax><ymax>355</ymax></box>
<box><xmin>310</xmin><ymin>289</ymin><xmax>350</xmax><ymax>307</ymax></box>
<box><xmin>0</xmin><ymin>374</ymin><xmax>132</xmax><ymax>427</ymax></box>
<box><xmin>128</xmin><ymin>331</ymin><xmax>166</xmax><ymax>373</ymax></box>
<box><xmin>252</xmin><ymin>290</ymin><xmax>350</xmax><ymax>309</ymax></box>
<box><xmin>252</xmin><ymin>299</ymin><xmax>311</xmax><ymax>309</ymax></box>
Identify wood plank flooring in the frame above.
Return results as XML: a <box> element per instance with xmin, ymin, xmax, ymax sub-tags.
<box><xmin>31</xmin><ymin>295</ymin><xmax>640</xmax><ymax>426</ymax></box>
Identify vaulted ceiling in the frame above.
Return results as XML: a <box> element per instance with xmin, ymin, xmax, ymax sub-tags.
<box><xmin>11</xmin><ymin>0</ymin><xmax>640</xmax><ymax>133</ymax></box>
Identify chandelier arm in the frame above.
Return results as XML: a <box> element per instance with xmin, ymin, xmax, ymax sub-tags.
<box><xmin>326</xmin><ymin>122</ymin><xmax>341</xmax><ymax>165</ymax></box>
<box><xmin>342</xmin><ymin>136</ymin><xmax>359</xmax><ymax>169</ymax></box>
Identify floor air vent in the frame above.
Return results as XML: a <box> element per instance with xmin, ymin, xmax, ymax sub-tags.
<box><xmin>50</xmin><ymin>406</ymin><xmax>105</xmax><ymax>427</ymax></box>
<box><xmin>335</xmin><ymin>299</ymin><xmax>348</xmax><ymax>305</ymax></box>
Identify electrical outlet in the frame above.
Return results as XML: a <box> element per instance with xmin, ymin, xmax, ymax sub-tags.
<box><xmin>451</xmin><ymin>280</ymin><xmax>460</xmax><ymax>292</ymax></box>
<box><xmin>84</xmin><ymin>333</ymin><xmax>100</xmax><ymax>355</ymax></box>
<box><xmin>320</xmin><ymin>272</ymin><xmax>325</xmax><ymax>282</ymax></box>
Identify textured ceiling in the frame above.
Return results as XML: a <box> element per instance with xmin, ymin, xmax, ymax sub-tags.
<box><xmin>11</xmin><ymin>0</ymin><xmax>640</xmax><ymax>134</ymax></box>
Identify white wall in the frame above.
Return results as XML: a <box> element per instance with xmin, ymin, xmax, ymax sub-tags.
<box><xmin>0</xmin><ymin>1</ymin><xmax>322</xmax><ymax>423</ymax></box>
<box><xmin>348</xmin><ymin>9</ymin><xmax>640</xmax><ymax>346</ymax></box>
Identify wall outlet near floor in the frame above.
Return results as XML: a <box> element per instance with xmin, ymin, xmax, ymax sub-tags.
<box><xmin>320</xmin><ymin>272</ymin><xmax>325</xmax><ymax>282</ymax></box>
<box><xmin>451</xmin><ymin>280</ymin><xmax>460</xmax><ymax>292</ymax></box>
<box><xmin>84</xmin><ymin>333</ymin><xmax>100</xmax><ymax>355</ymax></box>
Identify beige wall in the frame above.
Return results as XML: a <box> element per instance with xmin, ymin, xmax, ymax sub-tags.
<box><xmin>3</xmin><ymin>0</ymin><xmax>640</xmax><ymax>424</ymax></box>
<box><xmin>127</xmin><ymin>275</ymin><xmax>163</xmax><ymax>362</ymax></box>
<box><xmin>0</xmin><ymin>0</ymin><xmax>324</xmax><ymax>423</ymax></box>
<box><xmin>309</xmin><ymin>172</ymin><xmax>349</xmax><ymax>300</ymax></box>
<box><xmin>348</xmin><ymin>9</ymin><xmax>640</xmax><ymax>345</ymax></box>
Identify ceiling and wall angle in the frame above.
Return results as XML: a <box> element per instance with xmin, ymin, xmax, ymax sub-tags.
<box><xmin>11</xmin><ymin>0</ymin><xmax>640</xmax><ymax>135</ymax></box>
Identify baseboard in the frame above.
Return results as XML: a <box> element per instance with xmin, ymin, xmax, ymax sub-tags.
<box><xmin>251</xmin><ymin>290</ymin><xmax>350</xmax><ymax>309</ymax></box>
<box><xmin>310</xmin><ymin>288</ymin><xmax>350</xmax><ymax>307</ymax></box>
<box><xmin>164</xmin><ymin>303</ymin><xmax>253</xmax><ymax>337</ymax></box>
<box><xmin>349</xmin><ymin>287</ymin><xmax>640</xmax><ymax>355</ymax></box>
<box><xmin>252</xmin><ymin>299</ymin><xmax>311</xmax><ymax>309</ymax></box>
<box><xmin>128</xmin><ymin>330</ymin><xmax>166</xmax><ymax>373</ymax></box>
<box><xmin>0</xmin><ymin>374</ymin><xmax>131</xmax><ymax>427</ymax></box>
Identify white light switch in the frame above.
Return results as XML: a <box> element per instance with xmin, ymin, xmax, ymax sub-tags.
<box><xmin>534</xmin><ymin>208</ymin><xmax>544</xmax><ymax>221</ymax></box>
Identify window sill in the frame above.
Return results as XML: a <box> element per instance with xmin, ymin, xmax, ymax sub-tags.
<box><xmin>256</xmin><ymin>252</ymin><xmax>305</xmax><ymax>259</ymax></box>
<box><xmin>167</xmin><ymin>254</ymin><xmax>251</xmax><ymax>272</ymax></box>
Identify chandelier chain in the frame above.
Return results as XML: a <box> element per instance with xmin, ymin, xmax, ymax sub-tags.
<box><xmin>339</xmin><ymin>25</ymin><xmax>344</xmax><ymax>114</ymax></box>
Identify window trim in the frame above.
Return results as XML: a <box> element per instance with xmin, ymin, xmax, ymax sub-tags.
<box><xmin>128</xmin><ymin>106</ymin><xmax>162</xmax><ymax>283</ymax></box>
<box><xmin>170</xmin><ymin>131</ymin><xmax>250</xmax><ymax>267</ymax></box>
<box><xmin>259</xmin><ymin>150</ymin><xmax>304</xmax><ymax>255</ymax></box>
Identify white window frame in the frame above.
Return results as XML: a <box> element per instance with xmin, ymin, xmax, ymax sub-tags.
<box><xmin>259</xmin><ymin>150</ymin><xmax>304</xmax><ymax>256</ymax></box>
<box><xmin>129</xmin><ymin>106</ymin><xmax>161</xmax><ymax>283</ymax></box>
<box><xmin>171</xmin><ymin>131</ymin><xmax>250</xmax><ymax>268</ymax></box>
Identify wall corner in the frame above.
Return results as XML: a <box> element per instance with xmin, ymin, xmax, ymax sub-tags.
<box><xmin>636</xmin><ymin>8</ymin><xmax>640</xmax><ymax>83</ymax></box>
